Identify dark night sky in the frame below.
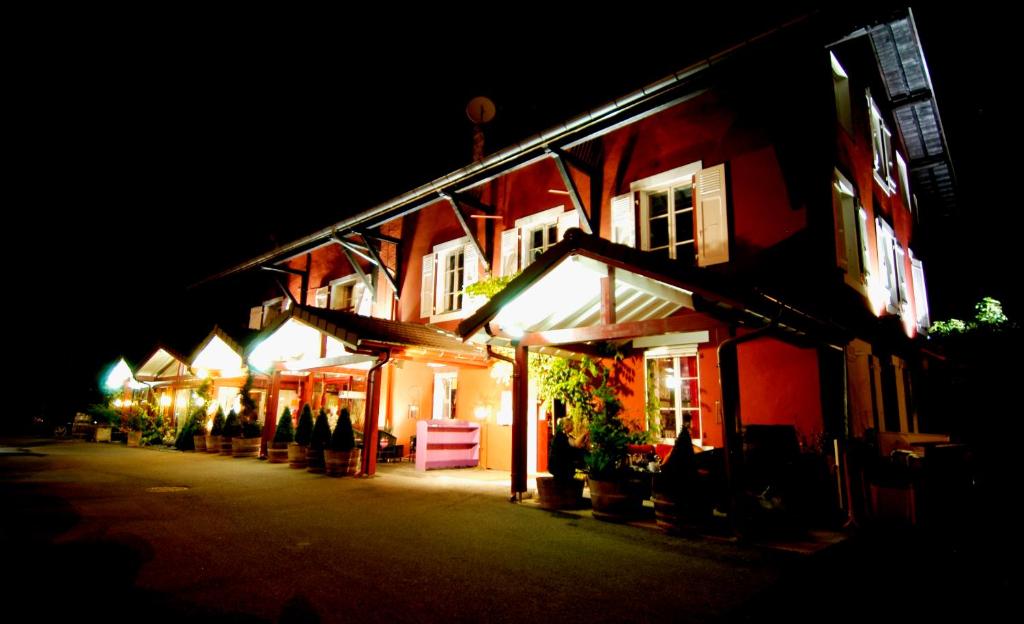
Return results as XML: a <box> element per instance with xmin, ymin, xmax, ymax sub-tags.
<box><xmin>11</xmin><ymin>4</ymin><xmax>1015</xmax><ymax>424</ymax></box>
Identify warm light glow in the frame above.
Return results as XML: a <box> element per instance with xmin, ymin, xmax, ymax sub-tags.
<box><xmin>104</xmin><ymin>359</ymin><xmax>135</xmax><ymax>391</ymax></box>
<box><xmin>427</xmin><ymin>362</ymin><xmax>445</xmax><ymax>368</ymax></box>
<box><xmin>867</xmin><ymin>273</ymin><xmax>888</xmax><ymax>317</ymax></box>
<box><xmin>159</xmin><ymin>395</ymin><xmax>172</xmax><ymax>407</ymax></box>
<box><xmin>248</xmin><ymin>319</ymin><xmax>324</xmax><ymax>372</ymax></box>
<box><xmin>493</xmin><ymin>258</ymin><xmax>595</xmax><ymax>334</ymax></box>
<box><xmin>196</xmin><ymin>368</ymin><xmax>210</xmax><ymax>379</ymax></box>
<box><xmin>192</xmin><ymin>336</ymin><xmax>243</xmax><ymax>373</ymax></box>
<box><xmin>489</xmin><ymin>361</ymin><xmax>513</xmax><ymax>385</ymax></box>
<box><xmin>114</xmin><ymin>398</ymin><xmax>124</xmax><ymax>408</ymax></box>
<box><xmin>473</xmin><ymin>404</ymin><xmax>492</xmax><ymax>420</ymax></box>
<box><xmin>192</xmin><ymin>392</ymin><xmax>204</xmax><ymax>407</ymax></box>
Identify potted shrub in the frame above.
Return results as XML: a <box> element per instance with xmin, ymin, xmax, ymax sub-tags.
<box><xmin>206</xmin><ymin>406</ymin><xmax>225</xmax><ymax>454</ymax></box>
<box><xmin>125</xmin><ymin>408</ymin><xmax>144</xmax><ymax>448</ymax></box>
<box><xmin>174</xmin><ymin>407</ymin><xmax>203</xmax><ymax>451</ymax></box>
<box><xmin>651</xmin><ymin>424</ymin><xmax>711</xmax><ymax>533</ymax></box>
<box><xmin>232</xmin><ymin>374</ymin><xmax>262</xmax><ymax>458</ymax></box>
<box><xmin>585</xmin><ymin>383</ymin><xmax>651</xmax><ymax>522</ymax></box>
<box><xmin>325</xmin><ymin>408</ymin><xmax>360</xmax><ymax>477</ymax></box>
<box><xmin>306</xmin><ymin>407</ymin><xmax>331</xmax><ymax>473</ymax></box>
<box><xmin>289</xmin><ymin>404</ymin><xmax>314</xmax><ymax>468</ymax></box>
<box><xmin>537</xmin><ymin>417</ymin><xmax>585</xmax><ymax>509</ymax></box>
<box><xmin>220</xmin><ymin>409</ymin><xmax>240</xmax><ymax>455</ymax></box>
<box><xmin>268</xmin><ymin>407</ymin><xmax>294</xmax><ymax>464</ymax></box>
<box><xmin>190</xmin><ymin>408</ymin><xmax>208</xmax><ymax>451</ymax></box>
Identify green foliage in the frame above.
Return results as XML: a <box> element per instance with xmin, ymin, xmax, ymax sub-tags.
<box><xmin>464</xmin><ymin>272</ymin><xmax>520</xmax><ymax>300</ymax></box>
<box><xmin>175</xmin><ymin>407</ymin><xmax>205</xmax><ymax>450</ymax></box>
<box><xmin>645</xmin><ymin>359</ymin><xmax>662</xmax><ymax>439</ymax></box>
<box><xmin>238</xmin><ymin>372</ymin><xmax>261</xmax><ymax>438</ymax></box>
<box><xmin>295</xmin><ymin>404</ymin><xmax>314</xmax><ymax>446</ymax></box>
<box><xmin>584</xmin><ymin>392</ymin><xmax>632</xmax><ymax>480</ymax></box>
<box><xmin>222</xmin><ymin>409</ymin><xmax>241</xmax><ymax>438</ymax></box>
<box><xmin>87</xmin><ymin>403</ymin><xmax>120</xmax><ymax>427</ymax></box>
<box><xmin>329</xmin><ymin>408</ymin><xmax>355</xmax><ymax>452</ymax></box>
<box><xmin>310</xmin><ymin>408</ymin><xmax>331</xmax><ymax>450</ymax></box>
<box><xmin>273</xmin><ymin>407</ymin><xmax>294</xmax><ymax>444</ymax></box>
<box><xmin>210</xmin><ymin>406</ymin><xmax>225</xmax><ymax>435</ymax></box>
<box><xmin>930</xmin><ymin>296</ymin><xmax>1011</xmax><ymax>336</ymax></box>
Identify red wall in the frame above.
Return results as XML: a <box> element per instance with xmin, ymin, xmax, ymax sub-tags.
<box><xmin>737</xmin><ymin>336</ymin><xmax>823</xmax><ymax>449</ymax></box>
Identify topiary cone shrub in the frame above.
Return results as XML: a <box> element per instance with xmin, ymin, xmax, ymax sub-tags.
<box><xmin>307</xmin><ymin>408</ymin><xmax>331</xmax><ymax>473</ymax></box>
<box><xmin>268</xmin><ymin>407</ymin><xmax>294</xmax><ymax>464</ymax></box>
<box><xmin>288</xmin><ymin>403</ymin><xmax>314</xmax><ymax>469</ymax></box>
<box><xmin>326</xmin><ymin>408</ymin><xmax>360</xmax><ymax>477</ymax></box>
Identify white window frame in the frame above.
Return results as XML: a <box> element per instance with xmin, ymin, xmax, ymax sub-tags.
<box><xmin>515</xmin><ymin>207</ymin><xmax>563</xmax><ymax>269</ymax></box>
<box><xmin>633</xmin><ymin>161</ymin><xmax>703</xmax><ymax>262</ymax></box>
<box><xmin>644</xmin><ymin>345</ymin><xmax>702</xmax><ymax>446</ymax></box>
<box><xmin>875</xmin><ymin>218</ymin><xmax>900</xmax><ymax>314</ymax></box>
<box><xmin>867</xmin><ymin>92</ymin><xmax>896</xmax><ymax>194</ymax></box>
<box><xmin>830</xmin><ymin>52</ymin><xmax>852</xmax><ymax>134</ymax></box>
<box><xmin>427</xmin><ymin>236</ymin><xmax>478</xmax><ymax>323</ymax></box>
<box><xmin>329</xmin><ymin>276</ymin><xmax>357</xmax><ymax>312</ymax></box>
<box><xmin>833</xmin><ymin>169</ymin><xmax>869</xmax><ymax>295</ymax></box>
<box><xmin>909</xmin><ymin>249</ymin><xmax>930</xmax><ymax>331</ymax></box>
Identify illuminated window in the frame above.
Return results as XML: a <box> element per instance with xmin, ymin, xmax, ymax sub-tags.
<box><xmin>644</xmin><ymin>185</ymin><xmax>695</xmax><ymax>263</ymax></box>
<box><xmin>421</xmin><ymin>236</ymin><xmax>479</xmax><ymax>319</ymax></box>
<box><xmin>646</xmin><ymin>350</ymin><xmax>701</xmax><ymax>443</ymax></box>
<box><xmin>502</xmin><ymin>207</ymin><xmax>579</xmax><ymax>275</ymax></box>
<box><xmin>526</xmin><ymin>222</ymin><xmax>558</xmax><ymax>264</ymax></box>
<box><xmin>867</xmin><ymin>93</ymin><xmax>895</xmax><ymax>191</ymax></box>
<box><xmin>329</xmin><ymin>276</ymin><xmax>368</xmax><ymax>315</ymax></box>
<box><xmin>441</xmin><ymin>248</ymin><xmax>465</xmax><ymax>313</ymax></box>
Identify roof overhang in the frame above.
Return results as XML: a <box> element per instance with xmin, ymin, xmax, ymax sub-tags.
<box><xmin>459</xmin><ymin>231</ymin><xmax>851</xmax><ymax>351</ymax></box>
<box><xmin>189</xmin><ymin>326</ymin><xmax>248</xmax><ymax>377</ymax></box>
<box><xmin>135</xmin><ymin>347</ymin><xmax>191</xmax><ymax>382</ymax></box>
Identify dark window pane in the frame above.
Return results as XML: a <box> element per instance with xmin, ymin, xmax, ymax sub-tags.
<box><xmin>675</xmin><ymin>208</ymin><xmax>694</xmax><ymax>244</ymax></box>
<box><xmin>649</xmin><ymin>191</ymin><xmax>668</xmax><ymax>217</ymax></box>
<box><xmin>674</xmin><ymin>186</ymin><xmax>693</xmax><ymax>210</ymax></box>
<box><xmin>649</xmin><ymin>217</ymin><xmax>669</xmax><ymax>249</ymax></box>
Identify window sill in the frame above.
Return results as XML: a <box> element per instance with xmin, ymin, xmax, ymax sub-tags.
<box><xmin>430</xmin><ymin>309</ymin><xmax>468</xmax><ymax>324</ymax></box>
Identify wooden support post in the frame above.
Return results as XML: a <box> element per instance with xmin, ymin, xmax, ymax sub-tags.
<box><xmin>261</xmin><ymin>369</ymin><xmax>282</xmax><ymax>458</ymax></box>
<box><xmin>360</xmin><ymin>353</ymin><xmax>389</xmax><ymax>476</ymax></box>
<box><xmin>511</xmin><ymin>343</ymin><xmax>529</xmax><ymax>499</ymax></box>
<box><xmin>600</xmin><ymin>265</ymin><xmax>616</xmax><ymax>325</ymax></box>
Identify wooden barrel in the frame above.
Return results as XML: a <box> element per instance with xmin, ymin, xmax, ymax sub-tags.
<box><xmin>206</xmin><ymin>435</ymin><xmax>221</xmax><ymax>453</ymax></box>
<box><xmin>220</xmin><ymin>437</ymin><xmax>234</xmax><ymax>455</ymax></box>
<box><xmin>537</xmin><ymin>476</ymin><xmax>584</xmax><ymax>510</ymax></box>
<box><xmin>232</xmin><ymin>437</ymin><xmax>260</xmax><ymax>458</ymax></box>
<box><xmin>287</xmin><ymin>443</ymin><xmax>307</xmax><ymax>468</ymax></box>
<box><xmin>192</xmin><ymin>434</ymin><xmax>207</xmax><ymax>452</ymax></box>
<box><xmin>588</xmin><ymin>477</ymin><xmax>645</xmax><ymax>522</ymax></box>
<box><xmin>267</xmin><ymin>443</ymin><xmax>289</xmax><ymax>464</ymax></box>
<box><xmin>306</xmin><ymin>447</ymin><xmax>325</xmax><ymax>473</ymax></box>
<box><xmin>324</xmin><ymin>450</ymin><xmax>345</xmax><ymax>476</ymax></box>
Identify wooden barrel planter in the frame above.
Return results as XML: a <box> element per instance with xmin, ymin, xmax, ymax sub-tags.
<box><xmin>193</xmin><ymin>434</ymin><xmax>207</xmax><ymax>452</ymax></box>
<box><xmin>267</xmin><ymin>442</ymin><xmax>289</xmax><ymax>464</ymax></box>
<box><xmin>206</xmin><ymin>435</ymin><xmax>221</xmax><ymax>454</ymax></box>
<box><xmin>537</xmin><ymin>476</ymin><xmax>585</xmax><ymax>510</ymax></box>
<box><xmin>587</xmin><ymin>477</ymin><xmax>645</xmax><ymax>522</ymax></box>
<box><xmin>325</xmin><ymin>449</ymin><xmax>361</xmax><ymax>477</ymax></box>
<box><xmin>652</xmin><ymin>479</ymin><xmax>712</xmax><ymax>534</ymax></box>
<box><xmin>287</xmin><ymin>443</ymin><xmax>308</xmax><ymax>468</ymax></box>
<box><xmin>306</xmin><ymin>446</ymin><xmax>326</xmax><ymax>473</ymax></box>
<box><xmin>219</xmin><ymin>437</ymin><xmax>234</xmax><ymax>455</ymax></box>
<box><xmin>126</xmin><ymin>431</ymin><xmax>143</xmax><ymax>448</ymax></box>
<box><xmin>232</xmin><ymin>437</ymin><xmax>260</xmax><ymax>458</ymax></box>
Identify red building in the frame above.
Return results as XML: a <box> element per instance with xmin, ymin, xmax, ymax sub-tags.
<box><xmin>152</xmin><ymin>8</ymin><xmax>952</xmax><ymax>525</ymax></box>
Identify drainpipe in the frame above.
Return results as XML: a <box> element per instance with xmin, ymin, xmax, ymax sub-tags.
<box><xmin>359</xmin><ymin>350</ymin><xmax>391</xmax><ymax>477</ymax></box>
<box><xmin>716</xmin><ymin>317</ymin><xmax>779</xmax><ymax>518</ymax></box>
<box><xmin>488</xmin><ymin>345</ymin><xmax>529</xmax><ymax>501</ymax></box>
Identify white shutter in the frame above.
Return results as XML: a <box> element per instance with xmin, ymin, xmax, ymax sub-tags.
<box><xmin>832</xmin><ymin>177</ymin><xmax>851</xmax><ymax>270</ymax></box>
<box><xmin>314</xmin><ymin>286</ymin><xmax>328</xmax><ymax>309</ymax></box>
<box><xmin>352</xmin><ymin>281</ymin><xmax>372</xmax><ymax>316</ymax></box>
<box><xmin>463</xmin><ymin>243</ymin><xmax>481</xmax><ymax>312</ymax></box>
<box><xmin>556</xmin><ymin>210</ymin><xmax>580</xmax><ymax>241</ymax></box>
<box><xmin>695</xmin><ymin>164</ymin><xmax>729</xmax><ymax>266</ymax></box>
<box><xmin>420</xmin><ymin>253</ymin><xmax>435</xmax><ymax>318</ymax></box>
<box><xmin>894</xmin><ymin>244</ymin><xmax>909</xmax><ymax>310</ymax></box>
<box><xmin>500</xmin><ymin>228</ymin><xmax>519</xmax><ymax>277</ymax></box>
<box><xmin>910</xmin><ymin>253</ymin><xmax>930</xmax><ymax>329</ymax></box>
<box><xmin>610</xmin><ymin>193</ymin><xmax>635</xmax><ymax>247</ymax></box>
<box><xmin>857</xmin><ymin>206</ymin><xmax>871</xmax><ymax>278</ymax></box>
<box><xmin>248</xmin><ymin>306</ymin><xmax>263</xmax><ymax>330</ymax></box>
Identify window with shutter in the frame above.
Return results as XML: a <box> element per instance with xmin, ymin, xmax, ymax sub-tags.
<box><xmin>634</xmin><ymin>161</ymin><xmax>703</xmax><ymax>264</ymax></box>
<box><xmin>426</xmin><ymin>236</ymin><xmax>479</xmax><ymax>321</ymax></box>
<box><xmin>610</xmin><ymin>193</ymin><xmax>635</xmax><ymax>247</ymax></box>
<box><xmin>695</xmin><ymin>164</ymin><xmax>729</xmax><ymax>266</ymax></box>
<box><xmin>833</xmin><ymin>170</ymin><xmax>867</xmax><ymax>294</ymax></box>
<box><xmin>314</xmin><ymin>286</ymin><xmax>328</xmax><ymax>309</ymax></box>
<box><xmin>420</xmin><ymin>253</ymin><xmax>434</xmax><ymax>318</ymax></box>
<box><xmin>500</xmin><ymin>228</ymin><xmax>519</xmax><ymax>277</ymax></box>
<box><xmin>867</xmin><ymin>92</ymin><xmax>895</xmax><ymax>193</ymax></box>
<box><xmin>909</xmin><ymin>250</ymin><xmax>930</xmax><ymax>329</ymax></box>
<box><xmin>875</xmin><ymin>218</ymin><xmax>899</xmax><ymax>312</ymax></box>
<box><xmin>515</xmin><ymin>207</ymin><xmax>564</xmax><ymax>269</ymax></box>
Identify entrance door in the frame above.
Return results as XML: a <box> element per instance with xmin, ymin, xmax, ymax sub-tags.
<box><xmin>432</xmin><ymin>372</ymin><xmax>458</xmax><ymax>420</ymax></box>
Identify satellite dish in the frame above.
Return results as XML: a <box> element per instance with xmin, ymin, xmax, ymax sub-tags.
<box><xmin>466</xmin><ymin>96</ymin><xmax>496</xmax><ymax>124</ymax></box>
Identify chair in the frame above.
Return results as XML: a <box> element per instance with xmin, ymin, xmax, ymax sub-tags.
<box><xmin>377</xmin><ymin>430</ymin><xmax>403</xmax><ymax>463</ymax></box>
<box><xmin>408</xmin><ymin>435</ymin><xmax>417</xmax><ymax>463</ymax></box>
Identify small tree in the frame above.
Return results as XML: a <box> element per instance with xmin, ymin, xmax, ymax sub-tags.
<box><xmin>222</xmin><ymin>409</ymin><xmax>241</xmax><ymax>438</ymax></box>
<box><xmin>273</xmin><ymin>407</ymin><xmax>295</xmax><ymax>445</ymax></box>
<box><xmin>310</xmin><ymin>408</ymin><xmax>331</xmax><ymax>450</ymax></box>
<box><xmin>329</xmin><ymin>408</ymin><xmax>355</xmax><ymax>452</ymax></box>
<box><xmin>547</xmin><ymin>420</ymin><xmax>577</xmax><ymax>483</ymax></box>
<box><xmin>295</xmin><ymin>404</ymin><xmax>314</xmax><ymax>446</ymax></box>
<box><xmin>210</xmin><ymin>406</ymin><xmax>226</xmax><ymax>436</ymax></box>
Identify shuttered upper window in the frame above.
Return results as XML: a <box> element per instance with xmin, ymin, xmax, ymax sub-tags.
<box><xmin>421</xmin><ymin>236</ymin><xmax>480</xmax><ymax>320</ymax></box>
<box><xmin>867</xmin><ymin>92</ymin><xmax>895</xmax><ymax>193</ymax></box>
<box><xmin>632</xmin><ymin>161</ymin><xmax>729</xmax><ymax>267</ymax></box>
<box><xmin>499</xmin><ymin>207</ymin><xmax>581</xmax><ymax>277</ymax></box>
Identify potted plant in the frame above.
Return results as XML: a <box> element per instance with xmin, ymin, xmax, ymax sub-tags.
<box><xmin>651</xmin><ymin>422</ymin><xmax>711</xmax><ymax>533</ymax></box>
<box><xmin>125</xmin><ymin>408</ymin><xmax>144</xmax><ymax>448</ymax></box>
<box><xmin>232</xmin><ymin>373</ymin><xmax>262</xmax><ymax>458</ymax></box>
<box><xmin>206</xmin><ymin>406</ymin><xmax>225</xmax><ymax>454</ymax></box>
<box><xmin>306</xmin><ymin>407</ymin><xmax>331</xmax><ymax>473</ymax></box>
<box><xmin>268</xmin><ymin>407</ymin><xmax>294</xmax><ymax>464</ymax></box>
<box><xmin>289</xmin><ymin>404</ymin><xmax>314</xmax><ymax>468</ymax></box>
<box><xmin>220</xmin><ymin>409</ymin><xmax>240</xmax><ymax>455</ymax></box>
<box><xmin>537</xmin><ymin>416</ymin><xmax>585</xmax><ymax>509</ymax></box>
<box><xmin>585</xmin><ymin>392</ymin><xmax>646</xmax><ymax>521</ymax></box>
<box><xmin>174</xmin><ymin>407</ymin><xmax>203</xmax><ymax>451</ymax></box>
<box><xmin>325</xmin><ymin>408</ymin><xmax>360</xmax><ymax>477</ymax></box>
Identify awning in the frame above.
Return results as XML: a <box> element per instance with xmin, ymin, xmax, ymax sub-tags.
<box><xmin>135</xmin><ymin>347</ymin><xmax>192</xmax><ymax>382</ymax></box>
<box><xmin>459</xmin><ymin>230</ymin><xmax>849</xmax><ymax>350</ymax></box>
<box><xmin>248</xmin><ymin>305</ymin><xmax>487</xmax><ymax>372</ymax></box>
<box><xmin>189</xmin><ymin>326</ymin><xmax>249</xmax><ymax>377</ymax></box>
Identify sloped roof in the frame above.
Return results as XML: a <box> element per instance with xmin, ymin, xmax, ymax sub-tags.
<box><xmin>869</xmin><ymin>11</ymin><xmax>956</xmax><ymax>217</ymax></box>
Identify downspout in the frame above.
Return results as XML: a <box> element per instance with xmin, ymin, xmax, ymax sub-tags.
<box><xmin>359</xmin><ymin>350</ymin><xmax>391</xmax><ymax>477</ymax></box>
<box><xmin>716</xmin><ymin>316</ymin><xmax>779</xmax><ymax>519</ymax></box>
